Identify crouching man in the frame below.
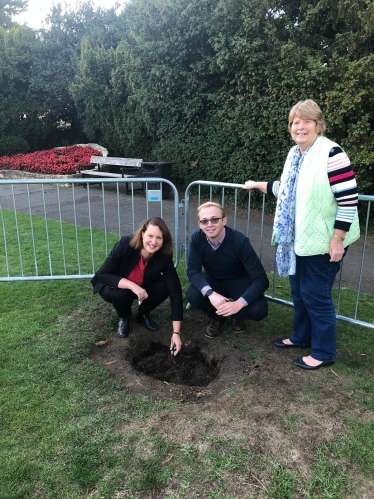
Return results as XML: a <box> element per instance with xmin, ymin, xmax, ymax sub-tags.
<box><xmin>187</xmin><ymin>202</ymin><xmax>269</xmax><ymax>338</ymax></box>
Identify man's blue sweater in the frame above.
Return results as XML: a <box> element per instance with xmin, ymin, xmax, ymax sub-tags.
<box><xmin>187</xmin><ymin>226</ymin><xmax>269</xmax><ymax>305</ymax></box>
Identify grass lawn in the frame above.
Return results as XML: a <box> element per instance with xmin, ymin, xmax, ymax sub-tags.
<box><xmin>1</xmin><ymin>215</ymin><xmax>374</xmax><ymax>498</ymax></box>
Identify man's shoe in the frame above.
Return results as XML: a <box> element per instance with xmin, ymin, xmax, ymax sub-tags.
<box><xmin>137</xmin><ymin>313</ymin><xmax>159</xmax><ymax>331</ymax></box>
<box><xmin>231</xmin><ymin>318</ymin><xmax>245</xmax><ymax>334</ymax></box>
<box><xmin>205</xmin><ymin>318</ymin><xmax>228</xmax><ymax>338</ymax></box>
<box><xmin>293</xmin><ymin>357</ymin><xmax>335</xmax><ymax>370</ymax></box>
<box><xmin>117</xmin><ymin>317</ymin><xmax>130</xmax><ymax>338</ymax></box>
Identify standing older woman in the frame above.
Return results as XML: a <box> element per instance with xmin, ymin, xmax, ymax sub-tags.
<box><xmin>91</xmin><ymin>217</ymin><xmax>183</xmax><ymax>355</ymax></box>
<box><xmin>244</xmin><ymin>99</ymin><xmax>360</xmax><ymax>370</ymax></box>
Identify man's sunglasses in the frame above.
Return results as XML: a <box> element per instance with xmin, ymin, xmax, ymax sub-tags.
<box><xmin>199</xmin><ymin>217</ymin><xmax>222</xmax><ymax>226</ymax></box>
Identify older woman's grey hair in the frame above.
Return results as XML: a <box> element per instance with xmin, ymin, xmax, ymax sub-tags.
<box><xmin>288</xmin><ymin>99</ymin><xmax>326</xmax><ymax>136</ymax></box>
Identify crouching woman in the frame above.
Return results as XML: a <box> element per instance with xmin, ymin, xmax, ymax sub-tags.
<box><xmin>91</xmin><ymin>217</ymin><xmax>183</xmax><ymax>355</ymax></box>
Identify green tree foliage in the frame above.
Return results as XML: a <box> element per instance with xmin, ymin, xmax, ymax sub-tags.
<box><xmin>71</xmin><ymin>38</ymin><xmax>153</xmax><ymax>157</ymax></box>
<box><xmin>71</xmin><ymin>41</ymin><xmax>118</xmax><ymax>149</ymax></box>
<box><xmin>29</xmin><ymin>2</ymin><xmax>124</xmax><ymax>147</ymax></box>
<box><xmin>100</xmin><ymin>0</ymin><xmax>372</xmax><ymax>193</ymax></box>
<box><xmin>272</xmin><ymin>0</ymin><xmax>374</xmax><ymax>193</ymax></box>
<box><xmin>0</xmin><ymin>25</ymin><xmax>52</xmax><ymax>156</ymax></box>
<box><xmin>109</xmin><ymin>0</ymin><xmax>297</xmax><ymax>186</ymax></box>
<box><xmin>0</xmin><ymin>0</ymin><xmax>27</xmax><ymax>29</ymax></box>
<box><xmin>313</xmin><ymin>0</ymin><xmax>374</xmax><ymax>194</ymax></box>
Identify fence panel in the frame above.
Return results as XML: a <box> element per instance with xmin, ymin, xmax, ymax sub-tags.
<box><xmin>0</xmin><ymin>177</ymin><xmax>181</xmax><ymax>281</ymax></box>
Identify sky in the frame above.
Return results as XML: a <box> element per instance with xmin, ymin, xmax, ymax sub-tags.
<box><xmin>14</xmin><ymin>0</ymin><xmax>125</xmax><ymax>30</ymax></box>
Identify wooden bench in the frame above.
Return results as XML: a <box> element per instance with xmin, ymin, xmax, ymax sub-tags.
<box><xmin>77</xmin><ymin>156</ymin><xmax>143</xmax><ymax>193</ymax></box>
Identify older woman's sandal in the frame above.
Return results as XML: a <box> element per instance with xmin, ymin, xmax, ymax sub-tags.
<box><xmin>294</xmin><ymin>357</ymin><xmax>334</xmax><ymax>370</ymax></box>
<box><xmin>273</xmin><ymin>338</ymin><xmax>301</xmax><ymax>348</ymax></box>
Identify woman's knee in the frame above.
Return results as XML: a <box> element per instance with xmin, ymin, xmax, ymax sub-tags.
<box><xmin>106</xmin><ymin>288</ymin><xmax>134</xmax><ymax>309</ymax></box>
<box><xmin>146</xmin><ymin>279</ymin><xmax>169</xmax><ymax>303</ymax></box>
<box><xmin>99</xmin><ymin>286</ymin><xmax>115</xmax><ymax>303</ymax></box>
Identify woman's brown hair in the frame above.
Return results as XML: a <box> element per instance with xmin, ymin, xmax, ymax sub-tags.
<box><xmin>129</xmin><ymin>217</ymin><xmax>173</xmax><ymax>256</ymax></box>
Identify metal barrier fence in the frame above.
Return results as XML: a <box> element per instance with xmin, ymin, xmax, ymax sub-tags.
<box><xmin>184</xmin><ymin>180</ymin><xmax>374</xmax><ymax>330</ymax></box>
<box><xmin>0</xmin><ymin>177</ymin><xmax>181</xmax><ymax>281</ymax></box>
<box><xmin>1</xmin><ymin>176</ymin><xmax>373</xmax><ymax>329</ymax></box>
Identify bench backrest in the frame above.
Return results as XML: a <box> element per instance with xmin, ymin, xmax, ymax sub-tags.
<box><xmin>90</xmin><ymin>156</ymin><xmax>143</xmax><ymax>167</ymax></box>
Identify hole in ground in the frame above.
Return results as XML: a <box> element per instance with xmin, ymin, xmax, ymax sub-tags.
<box><xmin>91</xmin><ymin>318</ymin><xmax>259</xmax><ymax>402</ymax></box>
<box><xmin>131</xmin><ymin>341</ymin><xmax>220</xmax><ymax>386</ymax></box>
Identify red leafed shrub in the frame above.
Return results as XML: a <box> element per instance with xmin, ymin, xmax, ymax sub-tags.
<box><xmin>0</xmin><ymin>146</ymin><xmax>102</xmax><ymax>175</ymax></box>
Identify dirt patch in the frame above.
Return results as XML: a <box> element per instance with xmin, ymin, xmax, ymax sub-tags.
<box><xmin>91</xmin><ymin>312</ymin><xmax>255</xmax><ymax>402</ymax></box>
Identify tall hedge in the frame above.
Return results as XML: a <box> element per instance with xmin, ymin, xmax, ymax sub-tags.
<box><xmin>70</xmin><ymin>0</ymin><xmax>373</xmax><ymax>194</ymax></box>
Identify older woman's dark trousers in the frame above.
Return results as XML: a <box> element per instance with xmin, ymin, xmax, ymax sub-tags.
<box><xmin>99</xmin><ymin>278</ymin><xmax>169</xmax><ymax>319</ymax></box>
<box><xmin>288</xmin><ymin>253</ymin><xmax>342</xmax><ymax>362</ymax></box>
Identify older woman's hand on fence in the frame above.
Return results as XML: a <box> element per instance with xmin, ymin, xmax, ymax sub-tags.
<box><xmin>243</xmin><ymin>180</ymin><xmax>268</xmax><ymax>193</ymax></box>
<box><xmin>243</xmin><ymin>180</ymin><xmax>257</xmax><ymax>190</ymax></box>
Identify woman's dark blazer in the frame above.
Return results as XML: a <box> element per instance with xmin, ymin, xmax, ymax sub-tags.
<box><xmin>91</xmin><ymin>235</ymin><xmax>183</xmax><ymax>320</ymax></box>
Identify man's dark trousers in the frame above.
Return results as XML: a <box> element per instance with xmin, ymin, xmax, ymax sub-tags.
<box><xmin>186</xmin><ymin>274</ymin><xmax>268</xmax><ymax>321</ymax></box>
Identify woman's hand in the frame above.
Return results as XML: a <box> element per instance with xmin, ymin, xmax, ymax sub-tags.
<box><xmin>243</xmin><ymin>180</ymin><xmax>268</xmax><ymax>193</ymax></box>
<box><xmin>170</xmin><ymin>333</ymin><xmax>182</xmax><ymax>356</ymax></box>
<box><xmin>117</xmin><ymin>278</ymin><xmax>148</xmax><ymax>301</ymax></box>
<box><xmin>243</xmin><ymin>180</ymin><xmax>257</xmax><ymax>190</ymax></box>
<box><xmin>329</xmin><ymin>236</ymin><xmax>345</xmax><ymax>262</ymax></box>
<box><xmin>134</xmin><ymin>286</ymin><xmax>148</xmax><ymax>302</ymax></box>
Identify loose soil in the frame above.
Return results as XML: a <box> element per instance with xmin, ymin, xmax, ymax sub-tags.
<box><xmin>132</xmin><ymin>342</ymin><xmax>220</xmax><ymax>387</ymax></box>
<box><xmin>91</xmin><ymin>310</ymin><xmax>256</xmax><ymax>403</ymax></box>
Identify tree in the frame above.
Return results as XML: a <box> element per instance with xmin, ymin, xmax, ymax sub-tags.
<box><xmin>29</xmin><ymin>2</ymin><xmax>124</xmax><ymax>146</ymax></box>
<box><xmin>0</xmin><ymin>0</ymin><xmax>27</xmax><ymax>29</ymax></box>
<box><xmin>270</xmin><ymin>0</ymin><xmax>374</xmax><ymax>193</ymax></box>
<box><xmin>0</xmin><ymin>24</ymin><xmax>50</xmax><ymax>156</ymax></box>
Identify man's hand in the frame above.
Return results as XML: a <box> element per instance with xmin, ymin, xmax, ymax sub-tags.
<box><xmin>216</xmin><ymin>299</ymin><xmax>244</xmax><ymax>317</ymax></box>
<box><xmin>208</xmin><ymin>291</ymin><xmax>229</xmax><ymax>309</ymax></box>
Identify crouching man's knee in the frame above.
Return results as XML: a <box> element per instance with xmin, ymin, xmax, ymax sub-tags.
<box><xmin>186</xmin><ymin>285</ymin><xmax>203</xmax><ymax>309</ymax></box>
<box><xmin>247</xmin><ymin>296</ymin><xmax>268</xmax><ymax>321</ymax></box>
